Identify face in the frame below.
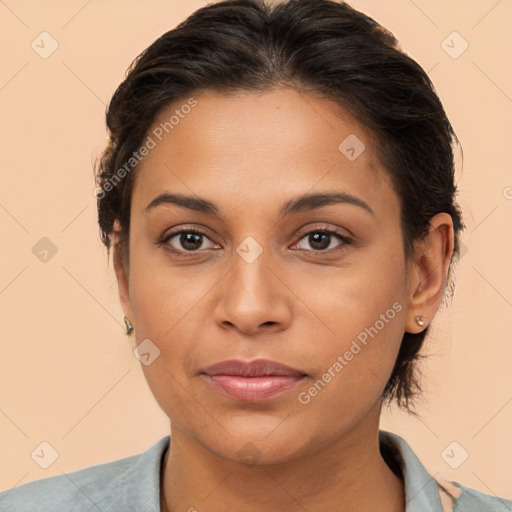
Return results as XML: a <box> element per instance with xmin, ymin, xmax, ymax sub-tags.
<box><xmin>117</xmin><ymin>88</ymin><xmax>414</xmax><ymax>464</ymax></box>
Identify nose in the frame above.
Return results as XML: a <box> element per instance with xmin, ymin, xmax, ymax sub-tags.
<box><xmin>213</xmin><ymin>249</ymin><xmax>293</xmax><ymax>336</ymax></box>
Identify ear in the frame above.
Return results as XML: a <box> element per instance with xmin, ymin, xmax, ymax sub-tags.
<box><xmin>112</xmin><ymin>219</ymin><xmax>131</xmax><ymax>319</ymax></box>
<box><xmin>405</xmin><ymin>213</ymin><xmax>454</xmax><ymax>334</ymax></box>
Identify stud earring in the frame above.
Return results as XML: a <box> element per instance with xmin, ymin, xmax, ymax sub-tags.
<box><xmin>415</xmin><ymin>315</ymin><xmax>426</xmax><ymax>327</ymax></box>
<box><xmin>124</xmin><ymin>316</ymin><xmax>134</xmax><ymax>335</ymax></box>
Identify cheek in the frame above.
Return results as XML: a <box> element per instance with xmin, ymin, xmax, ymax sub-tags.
<box><xmin>127</xmin><ymin>236</ymin><xmax>211</xmax><ymax>340</ymax></box>
<box><xmin>302</xmin><ymin>236</ymin><xmax>407</xmax><ymax>345</ymax></box>
<box><xmin>126</xmin><ymin>245</ymin><xmax>219</xmax><ymax>420</ymax></box>
<box><xmin>294</xmin><ymin>241</ymin><xmax>407</xmax><ymax>411</ymax></box>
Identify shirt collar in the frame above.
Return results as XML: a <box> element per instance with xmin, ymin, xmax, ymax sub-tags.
<box><xmin>120</xmin><ymin>435</ymin><xmax>169</xmax><ymax>511</ymax></box>
<box><xmin>379</xmin><ymin>429</ymin><xmax>444</xmax><ymax>511</ymax></box>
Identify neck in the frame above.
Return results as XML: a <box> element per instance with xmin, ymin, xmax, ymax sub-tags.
<box><xmin>160</xmin><ymin>404</ymin><xmax>405</xmax><ymax>512</ymax></box>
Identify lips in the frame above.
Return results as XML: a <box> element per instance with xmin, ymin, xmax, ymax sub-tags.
<box><xmin>201</xmin><ymin>359</ymin><xmax>307</xmax><ymax>377</ymax></box>
<box><xmin>199</xmin><ymin>359</ymin><xmax>308</xmax><ymax>402</ymax></box>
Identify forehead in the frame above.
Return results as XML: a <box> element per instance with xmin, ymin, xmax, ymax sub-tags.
<box><xmin>131</xmin><ymin>88</ymin><xmax>397</xmax><ymax>221</ymax></box>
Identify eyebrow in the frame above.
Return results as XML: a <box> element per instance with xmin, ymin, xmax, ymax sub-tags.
<box><xmin>144</xmin><ymin>191</ymin><xmax>375</xmax><ymax>218</ymax></box>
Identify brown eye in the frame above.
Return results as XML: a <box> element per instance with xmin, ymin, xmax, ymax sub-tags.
<box><xmin>294</xmin><ymin>229</ymin><xmax>351</xmax><ymax>254</ymax></box>
<box><xmin>160</xmin><ymin>228</ymin><xmax>218</xmax><ymax>254</ymax></box>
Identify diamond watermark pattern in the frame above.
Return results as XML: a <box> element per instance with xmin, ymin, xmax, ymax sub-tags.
<box><xmin>31</xmin><ymin>441</ymin><xmax>59</xmax><ymax>469</ymax></box>
<box><xmin>338</xmin><ymin>134</ymin><xmax>365</xmax><ymax>161</ymax></box>
<box><xmin>459</xmin><ymin>242</ymin><xmax>468</xmax><ymax>260</ymax></box>
<box><xmin>32</xmin><ymin>237</ymin><xmax>58</xmax><ymax>263</ymax></box>
<box><xmin>441</xmin><ymin>32</ymin><xmax>468</xmax><ymax>59</ymax></box>
<box><xmin>237</xmin><ymin>442</ymin><xmax>262</xmax><ymax>468</ymax></box>
<box><xmin>134</xmin><ymin>338</ymin><xmax>161</xmax><ymax>366</ymax></box>
<box><xmin>31</xmin><ymin>32</ymin><xmax>59</xmax><ymax>59</ymax></box>
<box><xmin>441</xmin><ymin>441</ymin><xmax>469</xmax><ymax>469</ymax></box>
<box><xmin>236</xmin><ymin>236</ymin><xmax>263</xmax><ymax>264</ymax></box>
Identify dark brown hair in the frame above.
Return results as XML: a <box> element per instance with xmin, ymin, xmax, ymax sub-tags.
<box><xmin>95</xmin><ymin>0</ymin><xmax>464</xmax><ymax>412</ymax></box>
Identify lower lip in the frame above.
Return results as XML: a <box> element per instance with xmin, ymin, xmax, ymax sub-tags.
<box><xmin>201</xmin><ymin>374</ymin><xmax>305</xmax><ymax>402</ymax></box>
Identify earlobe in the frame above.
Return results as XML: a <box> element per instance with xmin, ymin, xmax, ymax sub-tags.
<box><xmin>405</xmin><ymin>213</ymin><xmax>455</xmax><ymax>334</ymax></box>
<box><xmin>414</xmin><ymin>315</ymin><xmax>426</xmax><ymax>327</ymax></box>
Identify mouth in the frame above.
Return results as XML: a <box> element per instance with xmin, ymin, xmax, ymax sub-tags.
<box><xmin>199</xmin><ymin>359</ymin><xmax>308</xmax><ymax>402</ymax></box>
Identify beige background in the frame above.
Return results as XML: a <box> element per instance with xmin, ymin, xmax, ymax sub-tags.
<box><xmin>1</xmin><ymin>0</ymin><xmax>511</xmax><ymax>499</ymax></box>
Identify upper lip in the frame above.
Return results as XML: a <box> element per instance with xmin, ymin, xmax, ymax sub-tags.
<box><xmin>200</xmin><ymin>359</ymin><xmax>308</xmax><ymax>377</ymax></box>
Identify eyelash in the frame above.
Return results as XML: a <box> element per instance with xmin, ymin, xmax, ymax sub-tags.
<box><xmin>157</xmin><ymin>225</ymin><xmax>352</xmax><ymax>257</ymax></box>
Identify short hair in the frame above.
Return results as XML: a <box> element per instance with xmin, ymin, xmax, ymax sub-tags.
<box><xmin>95</xmin><ymin>0</ymin><xmax>464</xmax><ymax>412</ymax></box>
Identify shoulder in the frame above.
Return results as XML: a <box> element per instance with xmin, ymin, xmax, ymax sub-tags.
<box><xmin>0</xmin><ymin>456</ymin><xmax>134</xmax><ymax>512</ymax></box>
<box><xmin>379</xmin><ymin>430</ymin><xmax>511</xmax><ymax>512</ymax></box>
<box><xmin>0</xmin><ymin>436</ymin><xmax>170</xmax><ymax>512</ymax></box>
<box><xmin>436</xmin><ymin>477</ymin><xmax>512</xmax><ymax>512</ymax></box>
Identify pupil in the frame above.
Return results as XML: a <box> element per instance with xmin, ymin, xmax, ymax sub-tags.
<box><xmin>310</xmin><ymin>232</ymin><xmax>329</xmax><ymax>250</ymax></box>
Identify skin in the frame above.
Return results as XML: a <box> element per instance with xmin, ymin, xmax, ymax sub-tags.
<box><xmin>112</xmin><ymin>88</ymin><xmax>454</xmax><ymax>512</ymax></box>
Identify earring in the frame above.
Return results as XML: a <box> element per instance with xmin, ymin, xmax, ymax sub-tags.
<box><xmin>124</xmin><ymin>316</ymin><xmax>134</xmax><ymax>335</ymax></box>
<box><xmin>415</xmin><ymin>315</ymin><xmax>426</xmax><ymax>327</ymax></box>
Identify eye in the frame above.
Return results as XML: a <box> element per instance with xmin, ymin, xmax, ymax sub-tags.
<box><xmin>159</xmin><ymin>228</ymin><xmax>219</xmax><ymax>254</ymax></box>
<box><xmin>292</xmin><ymin>228</ymin><xmax>352</xmax><ymax>254</ymax></box>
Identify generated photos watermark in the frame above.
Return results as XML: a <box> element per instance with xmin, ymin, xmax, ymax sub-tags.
<box><xmin>94</xmin><ymin>97</ymin><xmax>198</xmax><ymax>200</ymax></box>
<box><xmin>298</xmin><ymin>301</ymin><xmax>403</xmax><ymax>405</ymax></box>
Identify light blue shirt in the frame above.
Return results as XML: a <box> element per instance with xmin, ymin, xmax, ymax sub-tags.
<box><xmin>1</xmin><ymin>430</ymin><xmax>510</xmax><ymax>511</ymax></box>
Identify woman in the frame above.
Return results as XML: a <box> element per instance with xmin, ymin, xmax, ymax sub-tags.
<box><xmin>1</xmin><ymin>0</ymin><xmax>509</xmax><ymax>510</ymax></box>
